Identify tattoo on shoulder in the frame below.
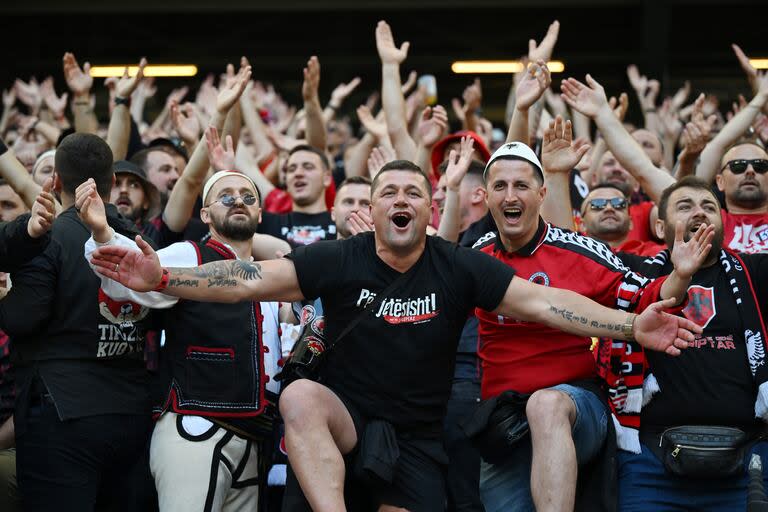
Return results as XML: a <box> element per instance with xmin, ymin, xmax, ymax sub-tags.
<box><xmin>169</xmin><ymin>260</ymin><xmax>263</xmax><ymax>289</ymax></box>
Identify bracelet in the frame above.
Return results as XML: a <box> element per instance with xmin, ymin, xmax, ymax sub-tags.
<box><xmin>153</xmin><ymin>268</ymin><xmax>171</xmax><ymax>292</ymax></box>
<box><xmin>622</xmin><ymin>314</ymin><xmax>637</xmax><ymax>342</ymax></box>
<box><xmin>114</xmin><ymin>96</ymin><xmax>131</xmax><ymax>107</ymax></box>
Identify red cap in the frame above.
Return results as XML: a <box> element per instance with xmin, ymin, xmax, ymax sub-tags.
<box><xmin>430</xmin><ymin>131</ymin><xmax>491</xmax><ymax>177</ymax></box>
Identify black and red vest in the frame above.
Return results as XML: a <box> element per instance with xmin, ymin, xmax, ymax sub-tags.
<box><xmin>156</xmin><ymin>239</ymin><xmax>277</xmax><ymax>437</ymax></box>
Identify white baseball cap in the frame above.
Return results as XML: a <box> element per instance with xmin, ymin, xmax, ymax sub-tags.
<box><xmin>202</xmin><ymin>171</ymin><xmax>259</xmax><ymax>205</ymax></box>
<box><xmin>483</xmin><ymin>141</ymin><xmax>543</xmax><ymax>182</ymax></box>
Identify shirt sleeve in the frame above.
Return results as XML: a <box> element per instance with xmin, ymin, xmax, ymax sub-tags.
<box><xmin>84</xmin><ymin>232</ymin><xmax>199</xmax><ymax>309</ymax></box>
<box><xmin>0</xmin><ymin>243</ymin><xmax>58</xmax><ymax>337</ymax></box>
<box><xmin>454</xmin><ymin>246</ymin><xmax>516</xmax><ymax>312</ymax></box>
<box><xmin>286</xmin><ymin>239</ymin><xmax>344</xmax><ymax>300</ymax></box>
<box><xmin>0</xmin><ymin>214</ymin><xmax>50</xmax><ymax>272</ymax></box>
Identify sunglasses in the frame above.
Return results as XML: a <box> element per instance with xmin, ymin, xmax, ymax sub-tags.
<box><xmin>721</xmin><ymin>159</ymin><xmax>768</xmax><ymax>174</ymax></box>
<box><xmin>587</xmin><ymin>197</ymin><xmax>628</xmax><ymax>211</ymax></box>
<box><xmin>208</xmin><ymin>194</ymin><xmax>258</xmax><ymax>208</ymax></box>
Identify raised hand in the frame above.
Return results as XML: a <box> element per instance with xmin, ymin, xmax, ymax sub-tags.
<box><xmin>330</xmin><ymin>77</ymin><xmax>361</xmax><ymax>107</ymax></box>
<box><xmin>205</xmin><ymin>126</ymin><xmax>236</xmax><ymax>172</ymax></box>
<box><xmin>516</xmin><ymin>60</ymin><xmax>552</xmax><ymax>111</ymax></box>
<box><xmin>357</xmin><ymin>105</ymin><xmax>389</xmax><ymax>141</ymax></box>
<box><xmin>444</xmin><ymin>136</ymin><xmax>475</xmax><ymax>191</ymax></box>
<box><xmin>542</xmin><ymin>115</ymin><xmax>590</xmax><ymax>174</ymax></box>
<box><xmin>462</xmin><ymin>79</ymin><xmax>482</xmax><ymax>114</ymax></box>
<box><xmin>111</xmin><ymin>58</ymin><xmax>147</xmax><ymax>99</ymax></box>
<box><xmin>417</xmin><ymin>105</ymin><xmax>448</xmax><ymax>148</ymax></box>
<box><xmin>658</xmin><ymin>98</ymin><xmax>683</xmax><ymax>140</ymax></box>
<box><xmin>75</xmin><ymin>178</ymin><xmax>109</xmax><ymax>241</ymax></box>
<box><xmin>528</xmin><ymin>20</ymin><xmax>560</xmax><ymax>63</ymax></box>
<box><xmin>90</xmin><ymin>236</ymin><xmax>163</xmax><ymax>292</ymax></box>
<box><xmin>14</xmin><ymin>78</ymin><xmax>42</xmax><ymax>112</ymax></box>
<box><xmin>367</xmin><ymin>145</ymin><xmax>397</xmax><ymax>178</ymax></box>
<box><xmin>732</xmin><ymin>43</ymin><xmax>759</xmax><ymax>93</ymax></box>
<box><xmin>626</xmin><ymin>65</ymin><xmax>648</xmax><ymax>95</ymax></box>
<box><xmin>40</xmin><ymin>77</ymin><xmax>68</xmax><ymax>118</ymax></box>
<box><xmin>62</xmin><ymin>52</ymin><xmax>93</xmax><ymax>96</ymax></box>
<box><xmin>560</xmin><ymin>74</ymin><xmax>610</xmax><ymax>118</ymax></box>
<box><xmin>376</xmin><ymin>20</ymin><xmax>410</xmax><ymax>65</ymax></box>
<box><xmin>170</xmin><ymin>101</ymin><xmax>202</xmax><ymax>144</ymax></box>
<box><xmin>27</xmin><ymin>178</ymin><xmax>56</xmax><ymax>238</ymax></box>
<box><xmin>607</xmin><ymin>92</ymin><xmax>629</xmax><ymax>122</ymax></box>
<box><xmin>348</xmin><ymin>210</ymin><xmax>375</xmax><ymax>236</ymax></box>
<box><xmin>217</xmin><ymin>63</ymin><xmax>252</xmax><ymax>114</ymax></box>
<box><xmin>2</xmin><ymin>88</ymin><xmax>16</xmax><ymax>109</ymax></box>
<box><xmin>671</xmin><ymin>81</ymin><xmax>691</xmax><ymax>111</ymax></box>
<box><xmin>634</xmin><ymin>297</ymin><xmax>703</xmax><ymax>356</ymax></box>
<box><xmin>670</xmin><ymin>222</ymin><xmax>715</xmax><ymax>279</ymax></box>
<box><xmin>167</xmin><ymin>86</ymin><xmax>190</xmax><ymax>110</ymax></box>
<box><xmin>301</xmin><ymin>56</ymin><xmax>320</xmax><ymax>103</ymax></box>
<box><xmin>401</xmin><ymin>71</ymin><xmax>418</xmax><ymax>95</ymax></box>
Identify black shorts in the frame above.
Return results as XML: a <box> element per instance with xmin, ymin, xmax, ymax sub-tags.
<box><xmin>282</xmin><ymin>388</ymin><xmax>447</xmax><ymax>512</ymax></box>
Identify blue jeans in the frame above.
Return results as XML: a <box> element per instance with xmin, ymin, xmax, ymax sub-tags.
<box><xmin>479</xmin><ymin>384</ymin><xmax>608</xmax><ymax>512</ymax></box>
<box><xmin>618</xmin><ymin>440</ymin><xmax>768</xmax><ymax>512</ymax></box>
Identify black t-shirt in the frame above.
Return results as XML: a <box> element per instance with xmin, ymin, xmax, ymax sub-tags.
<box><xmin>288</xmin><ymin>232</ymin><xmax>515</xmax><ymax>435</ymax></box>
<box><xmin>639</xmin><ymin>255</ymin><xmax>768</xmax><ymax>431</ymax></box>
<box><xmin>258</xmin><ymin>211</ymin><xmax>336</xmax><ymax>248</ymax></box>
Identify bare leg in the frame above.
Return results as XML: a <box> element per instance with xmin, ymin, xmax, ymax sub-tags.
<box><xmin>526</xmin><ymin>389</ymin><xmax>578</xmax><ymax>512</ymax></box>
<box><xmin>280</xmin><ymin>379</ymin><xmax>358</xmax><ymax>512</ymax></box>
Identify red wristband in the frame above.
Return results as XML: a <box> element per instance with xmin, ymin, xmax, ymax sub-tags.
<box><xmin>153</xmin><ymin>268</ymin><xmax>170</xmax><ymax>292</ymax></box>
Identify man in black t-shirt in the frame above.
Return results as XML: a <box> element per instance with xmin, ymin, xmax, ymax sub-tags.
<box><xmin>91</xmin><ymin>160</ymin><xmax>700</xmax><ymax>512</ymax></box>
<box><xmin>258</xmin><ymin>145</ymin><xmax>336</xmax><ymax>247</ymax></box>
<box><xmin>611</xmin><ymin>177</ymin><xmax>768</xmax><ymax>511</ymax></box>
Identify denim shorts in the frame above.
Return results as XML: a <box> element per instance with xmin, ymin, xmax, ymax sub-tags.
<box><xmin>479</xmin><ymin>384</ymin><xmax>608</xmax><ymax>512</ymax></box>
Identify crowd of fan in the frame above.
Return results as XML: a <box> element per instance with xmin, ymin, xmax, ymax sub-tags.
<box><xmin>1</xmin><ymin>16</ymin><xmax>768</xmax><ymax>512</ymax></box>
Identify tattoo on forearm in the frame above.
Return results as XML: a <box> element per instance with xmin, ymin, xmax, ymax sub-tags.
<box><xmin>168</xmin><ymin>261</ymin><xmax>263</xmax><ymax>289</ymax></box>
<box><xmin>549</xmin><ymin>306</ymin><xmax>621</xmax><ymax>332</ymax></box>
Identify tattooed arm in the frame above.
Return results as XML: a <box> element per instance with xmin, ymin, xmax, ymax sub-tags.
<box><xmin>89</xmin><ymin>234</ymin><xmax>305</xmax><ymax>304</ymax></box>
<box><xmin>494</xmin><ymin>276</ymin><xmax>701</xmax><ymax>356</ymax></box>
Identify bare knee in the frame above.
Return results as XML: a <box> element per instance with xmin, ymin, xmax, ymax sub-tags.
<box><xmin>526</xmin><ymin>389</ymin><xmax>575</xmax><ymax>430</ymax></box>
<box><xmin>279</xmin><ymin>379</ymin><xmax>328</xmax><ymax>426</ymax></box>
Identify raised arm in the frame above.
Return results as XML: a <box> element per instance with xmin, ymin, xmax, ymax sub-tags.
<box><xmin>414</xmin><ymin>105</ymin><xmax>448</xmax><ymax>177</ymax></box>
<box><xmin>302</xmin><ymin>56</ymin><xmax>326</xmax><ymax>152</ymax></box>
<box><xmin>162</xmin><ymin>65</ymin><xmax>251</xmax><ymax>232</ymax></box>
<box><xmin>62</xmin><ymin>52</ymin><xmax>98</xmax><ymax>134</ymax></box>
<box><xmin>562</xmin><ymin>75</ymin><xmax>674</xmax><ymax>203</ymax></box>
<box><xmin>508</xmin><ymin>61</ymin><xmax>551</xmax><ymax>145</ymax></box>
<box><xmin>496</xmin><ymin>275</ymin><xmax>700</xmax><ymax>356</ymax></box>
<box><xmin>437</xmin><ymin>136</ymin><xmax>474</xmax><ymax>242</ymax></box>
<box><xmin>106</xmin><ymin>58</ymin><xmax>147</xmax><ymax>161</ymax></box>
<box><xmin>696</xmin><ymin>72</ymin><xmax>768</xmax><ymax>185</ymax></box>
<box><xmin>323</xmin><ymin>77</ymin><xmax>361</xmax><ymax>123</ymax></box>
<box><xmin>540</xmin><ymin>116</ymin><xmax>590</xmax><ymax>229</ymax></box>
<box><xmin>376</xmin><ymin>20</ymin><xmax>417</xmax><ymax>160</ymax></box>
<box><xmin>90</xmin><ymin>237</ymin><xmax>305</xmax><ymax>303</ymax></box>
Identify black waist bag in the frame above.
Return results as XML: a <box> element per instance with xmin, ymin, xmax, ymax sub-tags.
<box><xmin>460</xmin><ymin>390</ymin><xmax>530</xmax><ymax>465</ymax></box>
<box><xmin>658</xmin><ymin>426</ymin><xmax>751</xmax><ymax>479</ymax></box>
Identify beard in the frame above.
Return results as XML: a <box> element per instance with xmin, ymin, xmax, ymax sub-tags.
<box><xmin>664</xmin><ymin>221</ymin><xmax>724</xmax><ymax>262</ymax></box>
<box><xmin>211</xmin><ymin>211</ymin><xmax>259</xmax><ymax>241</ymax></box>
<box><xmin>730</xmin><ymin>183</ymin><xmax>767</xmax><ymax>209</ymax></box>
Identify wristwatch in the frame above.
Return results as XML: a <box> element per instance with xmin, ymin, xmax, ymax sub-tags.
<box><xmin>622</xmin><ymin>314</ymin><xmax>637</xmax><ymax>342</ymax></box>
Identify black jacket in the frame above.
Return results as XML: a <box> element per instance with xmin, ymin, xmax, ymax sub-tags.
<box><xmin>0</xmin><ymin>214</ymin><xmax>50</xmax><ymax>272</ymax></box>
<box><xmin>0</xmin><ymin>205</ymin><xmax>152</xmax><ymax>428</ymax></box>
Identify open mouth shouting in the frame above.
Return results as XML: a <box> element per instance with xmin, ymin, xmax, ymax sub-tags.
<box><xmin>391</xmin><ymin>211</ymin><xmax>413</xmax><ymax>231</ymax></box>
<box><xmin>502</xmin><ymin>206</ymin><xmax>523</xmax><ymax>224</ymax></box>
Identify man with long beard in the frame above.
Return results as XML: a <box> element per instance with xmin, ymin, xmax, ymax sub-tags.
<box><xmin>79</xmin><ymin>170</ymin><xmax>283</xmax><ymax>511</ymax></box>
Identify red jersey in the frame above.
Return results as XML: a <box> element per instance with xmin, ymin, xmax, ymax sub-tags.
<box><xmin>474</xmin><ymin>220</ymin><xmax>665</xmax><ymax>399</ymax></box>
<box><xmin>616</xmin><ymin>238</ymin><xmax>665</xmax><ymax>257</ymax></box>
<box><xmin>627</xmin><ymin>200</ymin><xmax>654</xmax><ymax>242</ymax></box>
<box><xmin>722</xmin><ymin>210</ymin><xmax>768</xmax><ymax>254</ymax></box>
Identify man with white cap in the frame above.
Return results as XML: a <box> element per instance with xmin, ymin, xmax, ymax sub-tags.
<box><xmin>78</xmin><ymin>170</ymin><xmax>282</xmax><ymax>511</ymax></box>
<box><xmin>474</xmin><ymin>140</ymin><xmax>713</xmax><ymax>512</ymax></box>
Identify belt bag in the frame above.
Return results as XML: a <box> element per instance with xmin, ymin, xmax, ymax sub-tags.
<box><xmin>459</xmin><ymin>390</ymin><xmax>530</xmax><ymax>465</ymax></box>
<box><xmin>659</xmin><ymin>425</ymin><xmax>750</xmax><ymax>478</ymax></box>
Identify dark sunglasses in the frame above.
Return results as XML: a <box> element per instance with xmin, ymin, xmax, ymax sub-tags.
<box><xmin>209</xmin><ymin>194</ymin><xmax>258</xmax><ymax>208</ymax></box>
<box><xmin>588</xmin><ymin>197</ymin><xmax>628</xmax><ymax>211</ymax></box>
<box><xmin>721</xmin><ymin>159</ymin><xmax>768</xmax><ymax>174</ymax></box>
